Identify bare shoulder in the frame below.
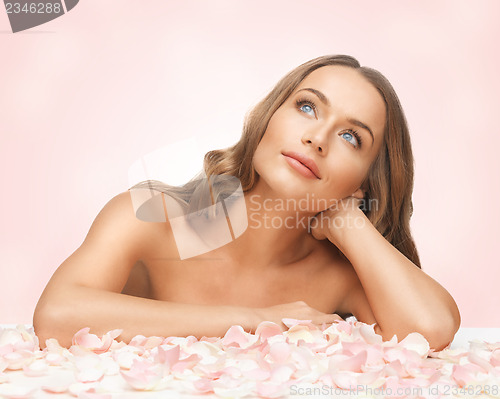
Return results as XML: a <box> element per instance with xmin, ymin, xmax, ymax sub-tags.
<box><xmin>107</xmin><ymin>191</ymin><xmax>178</xmax><ymax>260</ymax></box>
<box><xmin>43</xmin><ymin>191</ymin><xmax>176</xmax><ymax>293</ymax></box>
<box><xmin>85</xmin><ymin>191</ymin><xmax>156</xmax><ymax>255</ymax></box>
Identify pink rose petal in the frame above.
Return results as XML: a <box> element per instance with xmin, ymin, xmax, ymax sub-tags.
<box><xmin>72</xmin><ymin>328</ymin><xmax>102</xmax><ymax>348</ymax></box>
<box><xmin>452</xmin><ymin>363</ymin><xmax>485</xmax><ymax>386</ymax></box>
<box><xmin>269</xmin><ymin>341</ymin><xmax>291</xmax><ymax>363</ymax></box>
<box><xmin>358</xmin><ymin>323</ymin><xmax>383</xmax><ymax>345</ymax></box>
<box><xmin>71</xmin><ymin>328</ymin><xmax>122</xmax><ymax>354</ymax></box>
<box><xmin>76</xmin><ymin>368</ymin><xmax>105</xmax><ymax>383</ymax></box>
<box><xmin>0</xmin><ymin>329</ymin><xmax>23</xmax><ymax>347</ymax></box>
<box><xmin>330</xmin><ymin>370</ymin><xmax>360</xmax><ymax>389</ymax></box>
<box><xmin>171</xmin><ymin>353</ymin><xmax>200</xmax><ymax>373</ymax></box>
<box><xmin>22</xmin><ymin>359</ymin><xmax>49</xmax><ymax>377</ymax></box>
<box><xmin>255</xmin><ymin>321</ymin><xmax>283</xmax><ymax>341</ymax></box>
<box><xmin>0</xmin><ymin>384</ymin><xmax>38</xmax><ymax>399</ymax></box>
<box><xmin>4</xmin><ymin>350</ymin><xmax>34</xmax><ymax>370</ymax></box>
<box><xmin>42</xmin><ymin>384</ymin><xmax>69</xmax><ymax>394</ymax></box>
<box><xmin>222</xmin><ymin>325</ymin><xmax>258</xmax><ymax>349</ymax></box>
<box><xmin>192</xmin><ymin>377</ymin><xmax>214</xmax><ymax>393</ymax></box>
<box><xmin>113</xmin><ymin>349</ymin><xmax>141</xmax><ymax>369</ymax></box>
<box><xmin>120</xmin><ymin>359</ymin><xmax>164</xmax><ymax>390</ymax></box>
<box><xmin>467</xmin><ymin>350</ymin><xmax>493</xmax><ymax>372</ymax></box>
<box><xmin>154</xmin><ymin>344</ymin><xmax>179</xmax><ymax>368</ymax></box>
<box><xmin>399</xmin><ymin>332</ymin><xmax>431</xmax><ymax>357</ymax></box>
<box><xmin>255</xmin><ymin>380</ymin><xmax>288</xmax><ymax>397</ymax></box>
<box><xmin>285</xmin><ymin>324</ymin><xmax>316</xmax><ymax>344</ymax></box>
<box><xmin>44</xmin><ymin>352</ymin><xmax>65</xmax><ymax>366</ymax></box>
<box><xmin>336</xmin><ymin>320</ymin><xmax>353</xmax><ymax>335</ymax></box>
<box><xmin>44</xmin><ymin>338</ymin><xmax>65</xmax><ymax>354</ymax></box>
<box><xmin>491</xmin><ymin>349</ymin><xmax>500</xmax><ymax>367</ymax></box>
<box><xmin>244</xmin><ymin>367</ymin><xmax>271</xmax><ymax>381</ymax></box>
<box><xmin>269</xmin><ymin>364</ymin><xmax>294</xmax><ymax>384</ymax></box>
<box><xmin>329</xmin><ymin>350</ymin><xmax>367</xmax><ymax>373</ymax></box>
<box><xmin>68</xmin><ymin>382</ymin><xmax>96</xmax><ymax>396</ymax></box>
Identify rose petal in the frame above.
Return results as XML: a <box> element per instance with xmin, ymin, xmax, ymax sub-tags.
<box><xmin>72</xmin><ymin>328</ymin><xmax>102</xmax><ymax>348</ymax></box>
<box><xmin>42</xmin><ymin>383</ymin><xmax>69</xmax><ymax>394</ymax></box>
<box><xmin>467</xmin><ymin>350</ymin><xmax>493</xmax><ymax>372</ymax></box>
<box><xmin>0</xmin><ymin>384</ymin><xmax>38</xmax><ymax>399</ymax></box>
<box><xmin>329</xmin><ymin>350</ymin><xmax>367</xmax><ymax>373</ymax></box>
<box><xmin>222</xmin><ymin>325</ymin><xmax>258</xmax><ymax>349</ymax></box>
<box><xmin>4</xmin><ymin>350</ymin><xmax>34</xmax><ymax>370</ymax></box>
<box><xmin>44</xmin><ymin>352</ymin><xmax>65</xmax><ymax>366</ymax></box>
<box><xmin>255</xmin><ymin>321</ymin><xmax>283</xmax><ymax>341</ymax></box>
<box><xmin>120</xmin><ymin>359</ymin><xmax>164</xmax><ymax>390</ymax></box>
<box><xmin>71</xmin><ymin>328</ymin><xmax>122</xmax><ymax>354</ymax></box>
<box><xmin>269</xmin><ymin>341</ymin><xmax>291</xmax><ymax>363</ymax></box>
<box><xmin>113</xmin><ymin>349</ymin><xmax>141</xmax><ymax>369</ymax></box>
<box><xmin>68</xmin><ymin>382</ymin><xmax>96</xmax><ymax>396</ymax></box>
<box><xmin>358</xmin><ymin>323</ymin><xmax>383</xmax><ymax>345</ymax></box>
<box><xmin>0</xmin><ymin>329</ymin><xmax>23</xmax><ymax>347</ymax></box>
<box><xmin>22</xmin><ymin>359</ymin><xmax>49</xmax><ymax>377</ymax></box>
<box><xmin>285</xmin><ymin>325</ymin><xmax>315</xmax><ymax>344</ymax></box>
<box><xmin>399</xmin><ymin>332</ymin><xmax>431</xmax><ymax>357</ymax></box>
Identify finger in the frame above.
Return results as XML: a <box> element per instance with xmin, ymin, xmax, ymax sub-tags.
<box><xmin>331</xmin><ymin>313</ymin><xmax>344</xmax><ymax>322</ymax></box>
<box><xmin>317</xmin><ymin>314</ymin><xmax>343</xmax><ymax>325</ymax></box>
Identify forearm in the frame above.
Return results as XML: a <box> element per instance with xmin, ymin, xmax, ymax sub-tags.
<box><xmin>33</xmin><ymin>286</ymin><xmax>258</xmax><ymax>348</ymax></box>
<box><xmin>332</xmin><ymin>211</ymin><xmax>460</xmax><ymax>344</ymax></box>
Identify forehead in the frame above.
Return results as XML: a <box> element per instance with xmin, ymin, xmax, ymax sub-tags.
<box><xmin>295</xmin><ymin>66</ymin><xmax>386</xmax><ymax>141</ymax></box>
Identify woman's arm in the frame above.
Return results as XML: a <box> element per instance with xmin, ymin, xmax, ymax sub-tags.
<box><xmin>311</xmin><ymin>198</ymin><xmax>461</xmax><ymax>351</ymax></box>
<box><xmin>34</xmin><ymin>285</ymin><xmax>258</xmax><ymax>348</ymax></box>
<box><xmin>33</xmin><ymin>191</ymin><xmax>259</xmax><ymax>348</ymax></box>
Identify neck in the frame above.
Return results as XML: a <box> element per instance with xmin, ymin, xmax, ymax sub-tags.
<box><xmin>219</xmin><ymin>181</ymin><xmax>327</xmax><ymax>269</ymax></box>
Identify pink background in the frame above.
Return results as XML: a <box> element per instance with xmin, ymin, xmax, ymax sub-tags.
<box><xmin>1</xmin><ymin>1</ymin><xmax>499</xmax><ymax>328</ymax></box>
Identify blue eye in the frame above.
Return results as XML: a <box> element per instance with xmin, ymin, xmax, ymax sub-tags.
<box><xmin>300</xmin><ymin>104</ymin><xmax>314</xmax><ymax>115</ymax></box>
<box><xmin>295</xmin><ymin>98</ymin><xmax>317</xmax><ymax>117</ymax></box>
<box><xmin>341</xmin><ymin>130</ymin><xmax>363</xmax><ymax>149</ymax></box>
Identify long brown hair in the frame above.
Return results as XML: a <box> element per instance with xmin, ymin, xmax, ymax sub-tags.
<box><xmin>131</xmin><ymin>55</ymin><xmax>422</xmax><ymax>269</ymax></box>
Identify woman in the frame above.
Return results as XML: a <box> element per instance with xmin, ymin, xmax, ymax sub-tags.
<box><xmin>33</xmin><ymin>55</ymin><xmax>460</xmax><ymax>351</ymax></box>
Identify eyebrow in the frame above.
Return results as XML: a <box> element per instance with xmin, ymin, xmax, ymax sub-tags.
<box><xmin>295</xmin><ymin>87</ymin><xmax>375</xmax><ymax>147</ymax></box>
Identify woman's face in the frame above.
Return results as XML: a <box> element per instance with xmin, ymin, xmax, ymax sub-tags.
<box><xmin>252</xmin><ymin>65</ymin><xmax>386</xmax><ymax>212</ymax></box>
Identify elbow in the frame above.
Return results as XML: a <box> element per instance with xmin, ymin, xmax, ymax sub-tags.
<box><xmin>426</xmin><ymin>301</ymin><xmax>461</xmax><ymax>351</ymax></box>
<box><xmin>420</xmin><ymin>325</ymin><xmax>457</xmax><ymax>352</ymax></box>
<box><xmin>374</xmin><ymin>311</ymin><xmax>461</xmax><ymax>353</ymax></box>
<box><xmin>33</xmin><ymin>300</ymin><xmax>73</xmax><ymax>349</ymax></box>
<box><xmin>417</xmin><ymin>308</ymin><xmax>461</xmax><ymax>352</ymax></box>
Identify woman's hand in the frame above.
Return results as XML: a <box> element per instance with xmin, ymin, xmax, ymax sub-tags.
<box><xmin>309</xmin><ymin>196</ymin><xmax>365</xmax><ymax>245</ymax></box>
<box><xmin>255</xmin><ymin>301</ymin><xmax>344</xmax><ymax>332</ymax></box>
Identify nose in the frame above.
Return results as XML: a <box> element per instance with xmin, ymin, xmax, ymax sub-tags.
<box><xmin>301</xmin><ymin>130</ymin><xmax>328</xmax><ymax>155</ymax></box>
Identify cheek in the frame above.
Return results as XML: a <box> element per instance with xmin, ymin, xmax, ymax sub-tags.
<box><xmin>262</xmin><ymin>111</ymin><xmax>294</xmax><ymax>142</ymax></box>
<box><xmin>252</xmin><ymin>123</ymin><xmax>281</xmax><ymax>174</ymax></box>
<box><xmin>252</xmin><ymin>133</ymin><xmax>274</xmax><ymax>176</ymax></box>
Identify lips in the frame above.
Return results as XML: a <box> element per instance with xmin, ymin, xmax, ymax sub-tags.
<box><xmin>281</xmin><ymin>151</ymin><xmax>321</xmax><ymax>179</ymax></box>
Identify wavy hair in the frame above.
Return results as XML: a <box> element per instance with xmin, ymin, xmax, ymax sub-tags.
<box><xmin>130</xmin><ymin>55</ymin><xmax>422</xmax><ymax>269</ymax></box>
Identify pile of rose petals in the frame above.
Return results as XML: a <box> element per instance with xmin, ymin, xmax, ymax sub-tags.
<box><xmin>0</xmin><ymin>319</ymin><xmax>499</xmax><ymax>398</ymax></box>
